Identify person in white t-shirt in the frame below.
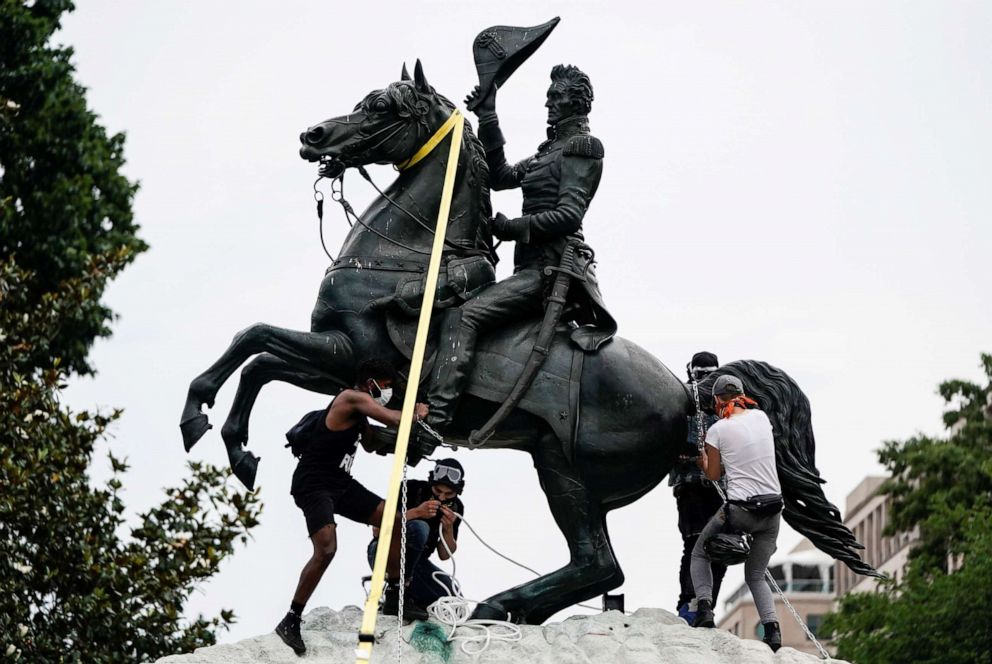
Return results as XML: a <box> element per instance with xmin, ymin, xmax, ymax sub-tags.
<box><xmin>690</xmin><ymin>374</ymin><xmax>784</xmax><ymax>653</ymax></box>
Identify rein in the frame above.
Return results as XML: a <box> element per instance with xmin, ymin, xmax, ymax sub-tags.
<box><xmin>313</xmin><ymin>109</ymin><xmax>475</xmax><ymax>260</ymax></box>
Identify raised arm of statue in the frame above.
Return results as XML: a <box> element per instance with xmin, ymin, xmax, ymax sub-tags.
<box><xmin>466</xmin><ymin>85</ymin><xmax>528</xmax><ymax>191</ymax></box>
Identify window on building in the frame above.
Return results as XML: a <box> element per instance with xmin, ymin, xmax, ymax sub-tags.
<box><xmin>827</xmin><ymin>564</ymin><xmax>835</xmax><ymax>593</ymax></box>
<box><xmin>791</xmin><ymin>564</ymin><xmax>823</xmax><ymax>592</ymax></box>
<box><xmin>807</xmin><ymin>614</ymin><xmax>829</xmax><ymax>639</ymax></box>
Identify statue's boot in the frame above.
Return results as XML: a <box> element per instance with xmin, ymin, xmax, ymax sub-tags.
<box><xmin>411</xmin><ymin>308</ymin><xmax>476</xmax><ymax>465</ymax></box>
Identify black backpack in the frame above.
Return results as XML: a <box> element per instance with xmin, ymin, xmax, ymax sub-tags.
<box><xmin>285</xmin><ymin>409</ymin><xmax>325</xmax><ymax>458</ymax></box>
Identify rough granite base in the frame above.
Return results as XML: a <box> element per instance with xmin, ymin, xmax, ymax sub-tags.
<box><xmin>156</xmin><ymin>606</ymin><xmax>846</xmax><ymax>664</ymax></box>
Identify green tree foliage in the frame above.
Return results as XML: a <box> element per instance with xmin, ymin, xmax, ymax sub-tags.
<box><xmin>1</xmin><ymin>0</ymin><xmax>147</xmax><ymax>376</ymax></box>
<box><xmin>0</xmin><ymin>257</ymin><xmax>263</xmax><ymax>662</ymax></box>
<box><xmin>1</xmin><ymin>4</ymin><xmax>262</xmax><ymax>659</ymax></box>
<box><xmin>824</xmin><ymin>355</ymin><xmax>992</xmax><ymax>664</ymax></box>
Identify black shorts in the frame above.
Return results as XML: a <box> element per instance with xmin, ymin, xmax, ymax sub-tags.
<box><xmin>293</xmin><ymin>477</ymin><xmax>383</xmax><ymax>537</ymax></box>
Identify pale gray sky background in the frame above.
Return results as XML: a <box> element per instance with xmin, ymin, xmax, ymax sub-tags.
<box><xmin>59</xmin><ymin>0</ymin><xmax>990</xmax><ymax>645</ymax></box>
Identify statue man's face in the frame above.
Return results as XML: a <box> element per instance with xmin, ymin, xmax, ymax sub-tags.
<box><xmin>545</xmin><ymin>82</ymin><xmax>578</xmax><ymax>126</ymax></box>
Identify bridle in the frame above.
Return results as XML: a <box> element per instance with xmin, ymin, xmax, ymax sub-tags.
<box><xmin>312</xmin><ymin>109</ymin><xmax>473</xmax><ymax>260</ymax></box>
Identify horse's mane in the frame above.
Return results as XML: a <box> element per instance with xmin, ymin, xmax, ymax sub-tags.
<box><xmin>370</xmin><ymin>81</ymin><xmax>493</xmax><ymax>235</ymax></box>
<box><xmin>699</xmin><ymin>360</ymin><xmax>884</xmax><ymax>579</ymax></box>
<box><xmin>435</xmin><ymin>91</ymin><xmax>493</xmax><ymax>225</ymax></box>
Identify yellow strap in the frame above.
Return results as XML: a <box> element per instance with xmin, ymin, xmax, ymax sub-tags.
<box><xmin>354</xmin><ymin>112</ymin><xmax>465</xmax><ymax>663</ymax></box>
<box><xmin>396</xmin><ymin>109</ymin><xmax>462</xmax><ymax>171</ymax></box>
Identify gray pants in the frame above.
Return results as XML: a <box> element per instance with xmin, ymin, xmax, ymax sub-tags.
<box><xmin>690</xmin><ymin>504</ymin><xmax>781</xmax><ymax>623</ymax></box>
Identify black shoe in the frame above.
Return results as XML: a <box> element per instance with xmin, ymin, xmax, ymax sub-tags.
<box><xmin>692</xmin><ymin>599</ymin><xmax>715</xmax><ymax>628</ymax></box>
<box><xmin>762</xmin><ymin>621</ymin><xmax>782</xmax><ymax>652</ymax></box>
<box><xmin>407</xmin><ymin>427</ymin><xmax>440</xmax><ymax>467</ymax></box>
<box><xmin>275</xmin><ymin>612</ymin><xmax>306</xmax><ymax>655</ymax></box>
<box><xmin>381</xmin><ymin>584</ymin><xmax>429</xmax><ymax>621</ymax></box>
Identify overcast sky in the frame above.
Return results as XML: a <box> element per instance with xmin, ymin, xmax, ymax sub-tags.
<box><xmin>59</xmin><ymin>0</ymin><xmax>990</xmax><ymax>646</ymax></box>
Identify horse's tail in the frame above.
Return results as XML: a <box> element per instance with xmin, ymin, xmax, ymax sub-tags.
<box><xmin>701</xmin><ymin>360</ymin><xmax>884</xmax><ymax>579</ymax></box>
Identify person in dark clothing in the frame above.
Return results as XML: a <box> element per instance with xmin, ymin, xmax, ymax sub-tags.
<box><xmin>670</xmin><ymin>351</ymin><xmax>727</xmax><ymax>624</ymax></box>
<box><xmin>275</xmin><ymin>359</ymin><xmax>429</xmax><ymax>655</ymax></box>
<box><xmin>411</xmin><ymin>64</ymin><xmax>615</xmax><ymax>462</ymax></box>
<box><xmin>367</xmin><ymin>458</ymin><xmax>466</xmax><ymax>609</ymax></box>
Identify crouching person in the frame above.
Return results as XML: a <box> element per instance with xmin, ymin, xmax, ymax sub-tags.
<box><xmin>367</xmin><ymin>458</ymin><xmax>466</xmax><ymax>612</ymax></box>
<box><xmin>275</xmin><ymin>359</ymin><xmax>429</xmax><ymax>655</ymax></box>
<box><xmin>690</xmin><ymin>375</ymin><xmax>784</xmax><ymax>653</ymax></box>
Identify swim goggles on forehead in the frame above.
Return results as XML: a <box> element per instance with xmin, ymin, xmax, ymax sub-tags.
<box><xmin>432</xmin><ymin>464</ymin><xmax>462</xmax><ymax>484</ymax></box>
<box><xmin>691</xmin><ymin>365</ymin><xmax>718</xmax><ymax>380</ymax></box>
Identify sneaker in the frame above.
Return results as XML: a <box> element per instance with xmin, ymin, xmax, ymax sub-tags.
<box><xmin>762</xmin><ymin>621</ymin><xmax>782</xmax><ymax>652</ymax></box>
<box><xmin>692</xmin><ymin>599</ymin><xmax>715</xmax><ymax>628</ymax></box>
<box><xmin>381</xmin><ymin>584</ymin><xmax>429</xmax><ymax>621</ymax></box>
<box><xmin>275</xmin><ymin>612</ymin><xmax>306</xmax><ymax>655</ymax></box>
<box><xmin>677</xmin><ymin>603</ymin><xmax>697</xmax><ymax>625</ymax></box>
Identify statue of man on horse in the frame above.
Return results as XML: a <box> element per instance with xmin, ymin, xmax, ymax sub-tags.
<box><xmin>178</xmin><ymin>18</ymin><xmax>882</xmax><ymax>625</ymax></box>
<box><xmin>414</xmin><ymin>25</ymin><xmax>617</xmax><ymax>462</ymax></box>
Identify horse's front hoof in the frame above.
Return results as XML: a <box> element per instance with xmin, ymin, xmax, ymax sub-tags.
<box><xmin>180</xmin><ymin>413</ymin><xmax>212</xmax><ymax>452</ymax></box>
<box><xmin>470</xmin><ymin>600</ymin><xmax>510</xmax><ymax>622</ymax></box>
<box><xmin>231</xmin><ymin>451</ymin><xmax>260</xmax><ymax>491</ymax></box>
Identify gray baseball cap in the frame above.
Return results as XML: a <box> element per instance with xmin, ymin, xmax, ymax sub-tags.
<box><xmin>712</xmin><ymin>375</ymin><xmax>744</xmax><ymax>397</ymax></box>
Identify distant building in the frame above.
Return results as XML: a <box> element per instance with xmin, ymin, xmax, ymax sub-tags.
<box><xmin>835</xmin><ymin>476</ymin><xmax>918</xmax><ymax>594</ymax></box>
<box><xmin>716</xmin><ymin>475</ymin><xmax>919</xmax><ymax>655</ymax></box>
<box><xmin>717</xmin><ymin>539</ymin><xmax>836</xmax><ymax>656</ymax></box>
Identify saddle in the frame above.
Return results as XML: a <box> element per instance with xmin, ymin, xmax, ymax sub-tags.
<box><xmin>386</xmin><ymin>314</ymin><xmax>584</xmax><ymax>446</ymax></box>
<box><xmin>380</xmin><ymin>246</ymin><xmax>614</xmax><ymax>445</ymax></box>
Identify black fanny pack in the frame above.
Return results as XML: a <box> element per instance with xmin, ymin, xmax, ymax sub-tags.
<box><xmin>730</xmin><ymin>493</ymin><xmax>784</xmax><ymax>518</ymax></box>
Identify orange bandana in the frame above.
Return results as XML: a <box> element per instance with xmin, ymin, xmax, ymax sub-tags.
<box><xmin>720</xmin><ymin>395</ymin><xmax>758</xmax><ymax>419</ymax></box>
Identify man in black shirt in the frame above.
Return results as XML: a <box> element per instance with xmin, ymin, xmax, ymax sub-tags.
<box><xmin>367</xmin><ymin>458</ymin><xmax>465</xmax><ymax>610</ymax></box>
<box><xmin>670</xmin><ymin>351</ymin><xmax>727</xmax><ymax>624</ymax></box>
<box><xmin>275</xmin><ymin>359</ymin><xmax>429</xmax><ymax>655</ymax></box>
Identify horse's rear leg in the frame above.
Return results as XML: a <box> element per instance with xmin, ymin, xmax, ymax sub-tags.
<box><xmin>180</xmin><ymin>324</ymin><xmax>352</xmax><ymax>451</ymax></box>
<box><xmin>471</xmin><ymin>432</ymin><xmax>623</xmax><ymax>624</ymax></box>
<box><xmin>219</xmin><ymin>353</ymin><xmax>347</xmax><ymax>489</ymax></box>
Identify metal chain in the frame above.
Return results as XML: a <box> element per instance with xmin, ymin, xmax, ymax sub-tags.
<box><xmin>764</xmin><ymin>571</ymin><xmax>832</xmax><ymax>659</ymax></box>
<box><xmin>313</xmin><ymin>176</ymin><xmax>334</xmax><ymax>261</ymax></box>
<box><xmin>688</xmin><ymin>378</ymin><xmax>830</xmax><ymax>659</ymax></box>
<box><xmin>330</xmin><ymin>173</ymin><xmax>356</xmax><ymax>227</ymax></box>
<box><xmin>396</xmin><ymin>467</ymin><xmax>408</xmax><ymax>664</ymax></box>
<box><xmin>314</xmin><ymin>167</ymin><xmax>435</xmax><ymax>257</ymax></box>
<box><xmin>416</xmin><ymin>420</ymin><xmax>445</xmax><ymax>444</ymax></box>
<box><xmin>691</xmin><ymin>380</ymin><xmax>706</xmax><ymax>451</ymax></box>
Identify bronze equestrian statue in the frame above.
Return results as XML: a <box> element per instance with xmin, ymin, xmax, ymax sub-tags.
<box><xmin>179</xmin><ymin>29</ymin><xmax>880</xmax><ymax>623</ymax></box>
<box><xmin>415</xmin><ymin>62</ymin><xmax>616</xmax><ymax>460</ymax></box>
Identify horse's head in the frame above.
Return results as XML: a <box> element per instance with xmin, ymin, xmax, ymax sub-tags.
<box><xmin>299</xmin><ymin>60</ymin><xmax>450</xmax><ymax>170</ymax></box>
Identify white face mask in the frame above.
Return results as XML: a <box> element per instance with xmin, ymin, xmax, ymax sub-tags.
<box><xmin>371</xmin><ymin>380</ymin><xmax>393</xmax><ymax>406</ymax></box>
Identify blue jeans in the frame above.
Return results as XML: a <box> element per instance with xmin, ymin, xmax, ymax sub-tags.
<box><xmin>367</xmin><ymin>520</ymin><xmax>458</xmax><ymax>607</ymax></box>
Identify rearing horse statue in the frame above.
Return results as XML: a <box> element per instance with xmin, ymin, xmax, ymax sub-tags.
<box><xmin>180</xmin><ymin>61</ymin><xmax>879</xmax><ymax>623</ymax></box>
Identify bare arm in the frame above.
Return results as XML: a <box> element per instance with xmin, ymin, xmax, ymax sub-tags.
<box><xmin>436</xmin><ymin>506</ymin><xmax>458</xmax><ymax>560</ymax></box>
<box><xmin>697</xmin><ymin>443</ymin><xmax>722</xmax><ymax>482</ymax></box>
<box><xmin>371</xmin><ymin>499</ymin><xmax>437</xmax><ymax>538</ymax></box>
<box><xmin>328</xmin><ymin>391</ymin><xmax>427</xmax><ymax>430</ymax></box>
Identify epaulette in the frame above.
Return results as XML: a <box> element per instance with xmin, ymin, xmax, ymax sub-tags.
<box><xmin>563</xmin><ymin>135</ymin><xmax>604</xmax><ymax>159</ymax></box>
